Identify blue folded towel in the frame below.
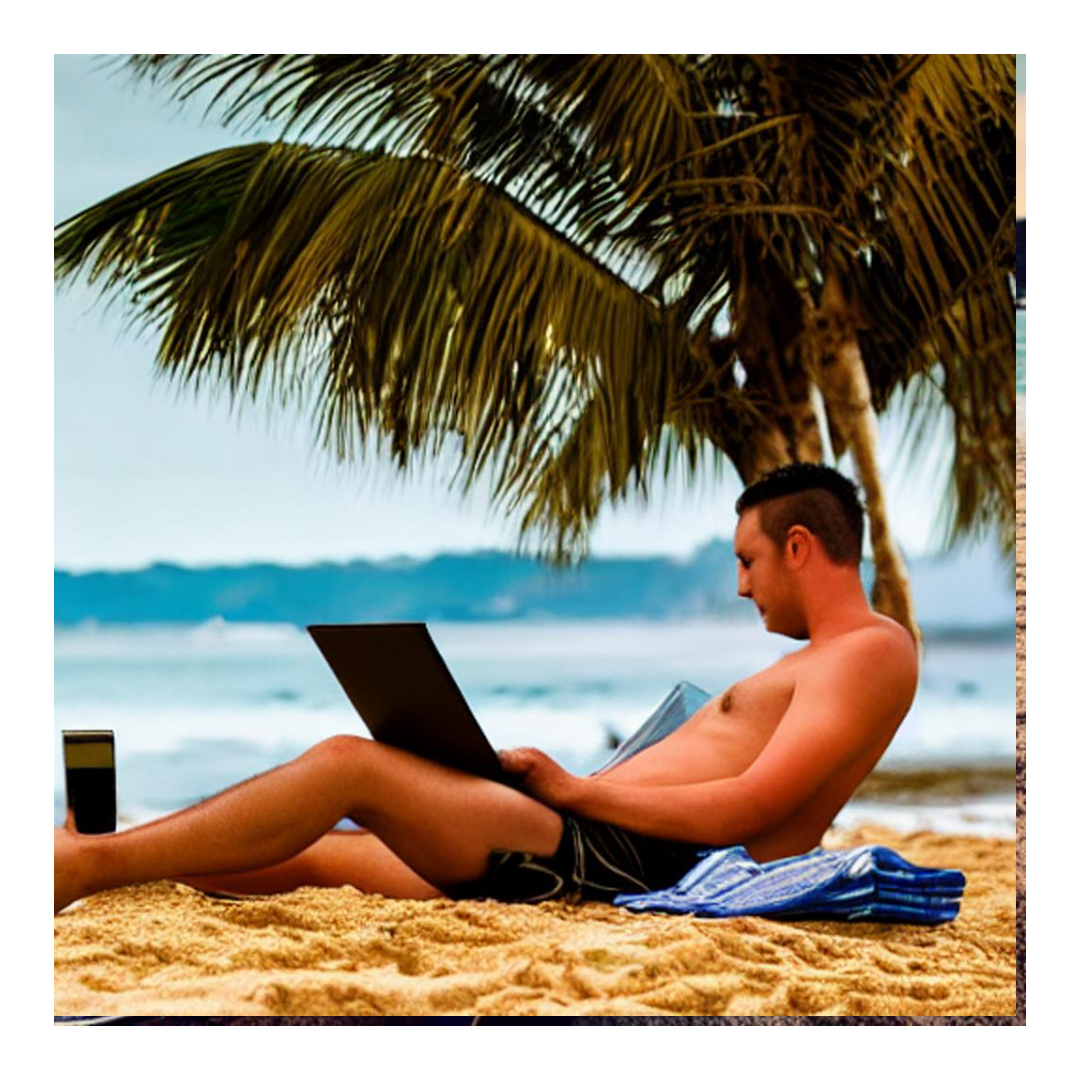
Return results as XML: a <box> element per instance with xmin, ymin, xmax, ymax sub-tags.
<box><xmin>615</xmin><ymin>845</ymin><xmax>966</xmax><ymax>925</ymax></box>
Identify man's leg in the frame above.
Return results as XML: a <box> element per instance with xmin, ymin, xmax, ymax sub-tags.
<box><xmin>55</xmin><ymin>735</ymin><xmax>563</xmax><ymax>912</ymax></box>
<box><xmin>181</xmin><ymin>830</ymin><xmax>444</xmax><ymax>901</ymax></box>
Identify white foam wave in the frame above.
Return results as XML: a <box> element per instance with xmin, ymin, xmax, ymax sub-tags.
<box><xmin>55</xmin><ymin>619</ymin><xmax>308</xmax><ymax>658</ymax></box>
<box><xmin>53</xmin><ymin>701</ymin><xmax>357</xmax><ymax>757</ymax></box>
<box><xmin>835</xmin><ymin>797</ymin><xmax>1016</xmax><ymax>839</ymax></box>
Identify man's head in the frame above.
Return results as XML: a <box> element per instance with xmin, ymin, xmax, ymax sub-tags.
<box><xmin>733</xmin><ymin>463</ymin><xmax>866</xmax><ymax>637</ymax></box>
<box><xmin>735</xmin><ymin>463</ymin><xmax>864</xmax><ymax>566</ymax></box>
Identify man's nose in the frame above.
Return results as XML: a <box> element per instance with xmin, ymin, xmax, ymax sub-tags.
<box><xmin>737</xmin><ymin>569</ymin><xmax>751</xmax><ymax>598</ymax></box>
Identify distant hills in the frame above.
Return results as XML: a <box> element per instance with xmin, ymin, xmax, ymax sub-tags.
<box><xmin>55</xmin><ymin>543</ymin><xmax>737</xmax><ymax>626</ymax></box>
<box><xmin>55</xmin><ymin>540</ymin><xmax>1016</xmax><ymax>633</ymax></box>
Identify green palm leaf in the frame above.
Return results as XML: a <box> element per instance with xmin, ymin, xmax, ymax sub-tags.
<box><xmin>58</xmin><ymin>54</ymin><xmax>1017</xmax><ymax>573</ymax></box>
<box><xmin>55</xmin><ymin>140</ymin><xmax>689</xmax><ymax>531</ymax></box>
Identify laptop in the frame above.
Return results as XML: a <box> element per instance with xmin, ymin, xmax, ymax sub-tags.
<box><xmin>307</xmin><ymin>623</ymin><xmax>510</xmax><ymax>784</ymax></box>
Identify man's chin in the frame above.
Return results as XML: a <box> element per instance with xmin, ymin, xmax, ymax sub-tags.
<box><xmin>761</xmin><ymin>612</ymin><xmax>809</xmax><ymax>640</ymax></box>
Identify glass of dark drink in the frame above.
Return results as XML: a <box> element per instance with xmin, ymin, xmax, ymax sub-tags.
<box><xmin>63</xmin><ymin>730</ymin><xmax>116</xmax><ymax>834</ymax></box>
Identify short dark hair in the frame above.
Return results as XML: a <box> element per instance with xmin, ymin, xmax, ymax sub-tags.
<box><xmin>735</xmin><ymin>463</ymin><xmax>864</xmax><ymax>566</ymax></box>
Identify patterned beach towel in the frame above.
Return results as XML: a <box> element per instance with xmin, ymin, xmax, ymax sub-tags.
<box><xmin>615</xmin><ymin>845</ymin><xmax>966</xmax><ymax>924</ymax></box>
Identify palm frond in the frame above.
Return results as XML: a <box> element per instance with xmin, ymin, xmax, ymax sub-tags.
<box><xmin>62</xmin><ymin>54</ymin><xmax>1018</xmax><ymax>560</ymax></box>
<box><xmin>124</xmin><ymin>55</ymin><xmax>701</xmax><ymax>264</ymax></box>
<box><xmin>55</xmin><ymin>140</ymin><xmax>690</xmax><ymax>526</ymax></box>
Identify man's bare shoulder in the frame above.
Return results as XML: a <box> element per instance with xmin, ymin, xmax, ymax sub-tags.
<box><xmin>841</xmin><ymin>614</ymin><xmax>917</xmax><ymax>657</ymax></box>
<box><xmin>802</xmin><ymin>616</ymin><xmax>918</xmax><ymax>696</ymax></box>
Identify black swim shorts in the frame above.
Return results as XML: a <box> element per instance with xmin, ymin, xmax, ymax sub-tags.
<box><xmin>448</xmin><ymin>816</ymin><xmax>704</xmax><ymax>904</ymax></box>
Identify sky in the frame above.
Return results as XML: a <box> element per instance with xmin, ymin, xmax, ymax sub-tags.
<box><xmin>55</xmin><ymin>54</ymin><xmax>987</xmax><ymax>571</ymax></box>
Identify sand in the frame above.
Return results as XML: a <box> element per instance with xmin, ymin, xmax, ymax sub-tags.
<box><xmin>55</xmin><ymin>450</ymin><xmax>1024</xmax><ymax>1021</ymax></box>
<box><xmin>54</xmin><ymin>824</ymin><xmax>1015</xmax><ymax>1018</ymax></box>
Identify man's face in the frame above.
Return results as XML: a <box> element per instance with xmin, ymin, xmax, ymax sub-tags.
<box><xmin>733</xmin><ymin>507</ymin><xmax>806</xmax><ymax>638</ymax></box>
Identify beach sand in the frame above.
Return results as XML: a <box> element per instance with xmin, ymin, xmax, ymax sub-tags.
<box><xmin>54</xmin><ymin>822</ymin><xmax>1016</xmax><ymax>1017</ymax></box>
<box><xmin>54</xmin><ymin>452</ymin><xmax>1024</xmax><ymax>1021</ymax></box>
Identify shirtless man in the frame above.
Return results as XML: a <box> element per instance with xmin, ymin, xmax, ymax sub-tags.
<box><xmin>54</xmin><ymin>463</ymin><xmax>918</xmax><ymax>913</ymax></box>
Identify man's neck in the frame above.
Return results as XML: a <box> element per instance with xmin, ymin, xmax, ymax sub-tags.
<box><xmin>803</xmin><ymin>574</ymin><xmax>877</xmax><ymax>644</ymax></box>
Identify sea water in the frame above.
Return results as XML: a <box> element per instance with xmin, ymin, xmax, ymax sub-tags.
<box><xmin>1017</xmin><ymin>308</ymin><xmax>1025</xmax><ymax>395</ymax></box>
<box><xmin>54</xmin><ymin>618</ymin><xmax>1016</xmax><ymax>836</ymax></box>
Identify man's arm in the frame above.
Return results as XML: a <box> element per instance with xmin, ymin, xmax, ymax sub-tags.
<box><xmin>502</xmin><ymin>630</ymin><xmax>916</xmax><ymax>847</ymax></box>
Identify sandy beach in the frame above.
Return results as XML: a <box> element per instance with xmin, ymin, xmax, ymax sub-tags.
<box><xmin>55</xmin><ymin>821</ymin><xmax>1017</xmax><ymax>1018</ymax></box>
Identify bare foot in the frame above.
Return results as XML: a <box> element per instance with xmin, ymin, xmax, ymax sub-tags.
<box><xmin>55</xmin><ymin>826</ymin><xmax>91</xmax><ymax>914</ymax></box>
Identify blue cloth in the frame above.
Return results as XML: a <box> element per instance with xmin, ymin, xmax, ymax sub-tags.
<box><xmin>615</xmin><ymin>844</ymin><xmax>966</xmax><ymax>925</ymax></box>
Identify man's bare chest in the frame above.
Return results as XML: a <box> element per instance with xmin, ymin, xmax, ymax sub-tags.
<box><xmin>678</xmin><ymin>664</ymin><xmax>798</xmax><ymax>762</ymax></box>
<box><xmin>715</xmin><ymin>664</ymin><xmax>797</xmax><ymax>727</ymax></box>
<box><xmin>602</xmin><ymin>661</ymin><xmax>800</xmax><ymax>784</ymax></box>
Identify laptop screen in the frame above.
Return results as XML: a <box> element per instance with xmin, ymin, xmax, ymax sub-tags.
<box><xmin>308</xmin><ymin>623</ymin><xmax>509</xmax><ymax>784</ymax></box>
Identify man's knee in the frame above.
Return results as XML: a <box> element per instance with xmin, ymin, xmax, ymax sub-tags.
<box><xmin>311</xmin><ymin>734</ymin><xmax>370</xmax><ymax>772</ymax></box>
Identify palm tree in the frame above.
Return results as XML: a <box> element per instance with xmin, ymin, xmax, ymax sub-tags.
<box><xmin>54</xmin><ymin>55</ymin><xmax>1017</xmax><ymax>640</ymax></box>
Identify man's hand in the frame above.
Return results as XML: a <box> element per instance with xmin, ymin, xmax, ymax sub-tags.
<box><xmin>498</xmin><ymin>747</ymin><xmax>582</xmax><ymax>810</ymax></box>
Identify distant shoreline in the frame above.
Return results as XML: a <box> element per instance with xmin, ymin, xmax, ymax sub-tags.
<box><xmin>853</xmin><ymin>764</ymin><xmax>1015</xmax><ymax>802</ymax></box>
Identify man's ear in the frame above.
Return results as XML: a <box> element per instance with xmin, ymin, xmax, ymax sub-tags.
<box><xmin>786</xmin><ymin>526</ymin><xmax>812</xmax><ymax>567</ymax></box>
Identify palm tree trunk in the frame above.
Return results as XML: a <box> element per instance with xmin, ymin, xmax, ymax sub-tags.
<box><xmin>728</xmin><ymin>423</ymin><xmax>794</xmax><ymax>483</ymax></box>
<box><xmin>724</xmin><ymin>275</ymin><xmax>825</xmax><ymax>482</ymax></box>
<box><xmin>816</xmin><ymin>269</ymin><xmax>921</xmax><ymax>646</ymax></box>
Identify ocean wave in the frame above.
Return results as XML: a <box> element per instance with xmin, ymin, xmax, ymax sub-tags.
<box><xmin>835</xmin><ymin>797</ymin><xmax>1016</xmax><ymax>839</ymax></box>
<box><xmin>54</xmin><ymin>619</ymin><xmax>1016</xmax><ymax>792</ymax></box>
<box><xmin>55</xmin><ymin>618</ymin><xmax>309</xmax><ymax>657</ymax></box>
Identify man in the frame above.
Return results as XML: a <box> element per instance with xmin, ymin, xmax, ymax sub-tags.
<box><xmin>55</xmin><ymin>463</ymin><xmax>918</xmax><ymax>914</ymax></box>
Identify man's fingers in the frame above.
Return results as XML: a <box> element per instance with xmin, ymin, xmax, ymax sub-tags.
<box><xmin>499</xmin><ymin>747</ymin><xmax>547</xmax><ymax>775</ymax></box>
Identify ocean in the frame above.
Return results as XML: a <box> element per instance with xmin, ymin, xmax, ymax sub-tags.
<box><xmin>54</xmin><ymin>618</ymin><xmax>1016</xmax><ymax>837</ymax></box>
<box><xmin>1017</xmin><ymin>308</ymin><xmax>1026</xmax><ymax>395</ymax></box>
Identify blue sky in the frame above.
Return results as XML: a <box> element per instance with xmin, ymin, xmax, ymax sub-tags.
<box><xmin>55</xmin><ymin>54</ymin><xmax>970</xmax><ymax>570</ymax></box>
